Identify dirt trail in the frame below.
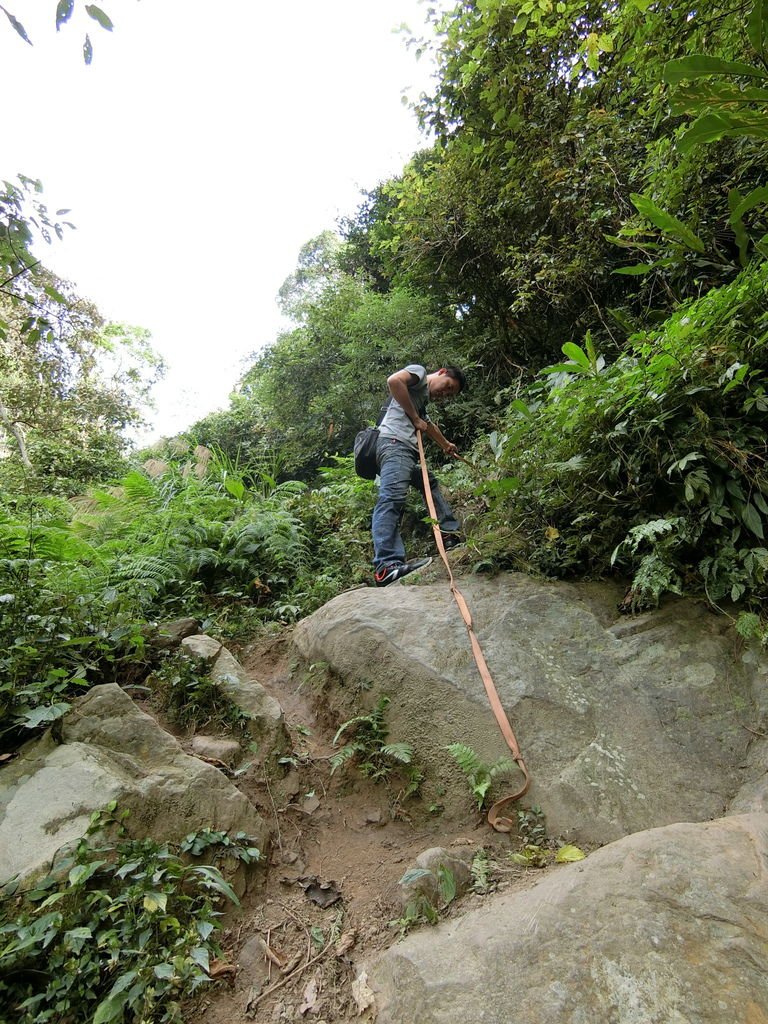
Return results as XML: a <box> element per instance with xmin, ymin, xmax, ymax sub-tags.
<box><xmin>189</xmin><ymin>635</ymin><xmax>542</xmax><ymax>1024</ymax></box>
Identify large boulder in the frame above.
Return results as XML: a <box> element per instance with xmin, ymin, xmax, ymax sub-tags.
<box><xmin>292</xmin><ymin>574</ymin><xmax>767</xmax><ymax>844</ymax></box>
<box><xmin>0</xmin><ymin>684</ymin><xmax>269</xmax><ymax>889</ymax></box>
<box><xmin>365</xmin><ymin>813</ymin><xmax>768</xmax><ymax>1024</ymax></box>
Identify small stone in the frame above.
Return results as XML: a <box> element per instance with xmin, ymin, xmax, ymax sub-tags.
<box><xmin>150</xmin><ymin>617</ymin><xmax>199</xmax><ymax>651</ymax></box>
<box><xmin>364</xmin><ymin>809</ymin><xmax>382</xmax><ymax>824</ymax></box>
<box><xmin>236</xmin><ymin>935</ymin><xmax>271</xmax><ymax>988</ymax></box>
<box><xmin>302</xmin><ymin>794</ymin><xmax>321</xmax><ymax>814</ymax></box>
<box><xmin>181</xmin><ymin>634</ymin><xmax>223</xmax><ymax>665</ymax></box>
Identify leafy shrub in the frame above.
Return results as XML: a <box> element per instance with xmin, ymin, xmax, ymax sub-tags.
<box><xmin>0</xmin><ymin>808</ymin><xmax>257</xmax><ymax>1024</ymax></box>
<box><xmin>481</xmin><ymin>261</ymin><xmax>768</xmax><ymax>611</ymax></box>
<box><xmin>150</xmin><ymin>651</ymin><xmax>245</xmax><ymax>733</ymax></box>
<box><xmin>0</xmin><ymin>450</ymin><xmax>376</xmax><ymax>738</ymax></box>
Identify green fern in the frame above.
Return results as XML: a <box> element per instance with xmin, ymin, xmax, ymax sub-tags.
<box><xmin>331</xmin><ymin>697</ymin><xmax>415</xmax><ymax>784</ymax></box>
<box><xmin>110</xmin><ymin>555</ymin><xmax>178</xmax><ymax>597</ymax></box>
<box><xmin>380</xmin><ymin>742</ymin><xmax>413</xmax><ymax>764</ymax></box>
<box><xmin>446</xmin><ymin>742</ymin><xmax>516</xmax><ymax>809</ymax></box>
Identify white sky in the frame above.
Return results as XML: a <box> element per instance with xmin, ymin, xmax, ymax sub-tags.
<box><xmin>2</xmin><ymin>0</ymin><xmax>436</xmax><ymax>443</ymax></box>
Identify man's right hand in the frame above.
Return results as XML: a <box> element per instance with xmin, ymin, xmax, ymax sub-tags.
<box><xmin>414</xmin><ymin>417</ymin><xmax>429</xmax><ymax>433</ymax></box>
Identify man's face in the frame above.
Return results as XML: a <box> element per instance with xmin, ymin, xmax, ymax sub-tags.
<box><xmin>429</xmin><ymin>371</ymin><xmax>460</xmax><ymax>401</ymax></box>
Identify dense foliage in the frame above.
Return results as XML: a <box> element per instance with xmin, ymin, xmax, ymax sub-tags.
<box><xmin>0</xmin><ymin>445</ymin><xmax>381</xmax><ymax>739</ymax></box>
<box><xmin>207</xmin><ymin>0</ymin><xmax>768</xmax><ymax>626</ymax></box>
<box><xmin>0</xmin><ymin>806</ymin><xmax>258</xmax><ymax>1024</ymax></box>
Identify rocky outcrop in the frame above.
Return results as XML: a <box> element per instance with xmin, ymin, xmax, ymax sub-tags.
<box><xmin>297</xmin><ymin>574</ymin><xmax>768</xmax><ymax>1022</ymax></box>
<box><xmin>0</xmin><ymin>684</ymin><xmax>269</xmax><ymax>889</ymax></box>
<box><xmin>180</xmin><ymin>633</ymin><xmax>285</xmax><ymax>752</ymax></box>
<box><xmin>365</xmin><ymin>813</ymin><xmax>768</xmax><ymax>1024</ymax></box>
<box><xmin>210</xmin><ymin>646</ymin><xmax>285</xmax><ymax>750</ymax></box>
<box><xmin>293</xmin><ymin>574</ymin><xmax>767</xmax><ymax>845</ymax></box>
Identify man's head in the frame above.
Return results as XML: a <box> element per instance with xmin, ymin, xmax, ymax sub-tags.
<box><xmin>427</xmin><ymin>366</ymin><xmax>466</xmax><ymax>401</ymax></box>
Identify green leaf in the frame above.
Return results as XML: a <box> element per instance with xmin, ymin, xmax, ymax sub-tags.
<box><xmin>83</xmin><ymin>33</ymin><xmax>93</xmax><ymax>63</ymax></box>
<box><xmin>629</xmin><ymin>194</ymin><xmax>705</xmax><ymax>252</ymax></box>
<box><xmin>561</xmin><ymin>342</ymin><xmax>591</xmax><ymax>370</ymax></box>
<box><xmin>613</xmin><ymin>263</ymin><xmax>654</xmax><ymax>275</ymax></box>
<box><xmin>741</xmin><ymin>502</ymin><xmax>764</xmax><ymax>539</ymax></box>
<box><xmin>747</xmin><ymin>0</ymin><xmax>768</xmax><ymax>55</ymax></box>
<box><xmin>670</xmin><ymin>80</ymin><xmax>768</xmax><ymax>115</ymax></box>
<box><xmin>85</xmin><ymin>4</ymin><xmax>114</xmax><ymax>30</ymax></box>
<box><xmin>510</xmin><ymin>399</ymin><xmax>532</xmax><ymax>419</ymax></box>
<box><xmin>224</xmin><ymin>476</ymin><xmax>245</xmax><ymax>499</ymax></box>
<box><xmin>399</xmin><ymin>867</ymin><xmax>433</xmax><ymax>886</ymax></box>
<box><xmin>663</xmin><ymin>55</ymin><xmax>768</xmax><ymax>84</ymax></box>
<box><xmin>68</xmin><ymin>860</ymin><xmax>104</xmax><ymax>886</ymax></box>
<box><xmin>728</xmin><ymin>189</ymin><xmax>751</xmax><ymax>265</ymax></box>
<box><xmin>555</xmin><ymin>844</ymin><xmax>586</xmax><ymax>863</ymax></box>
<box><xmin>19</xmin><ymin>702</ymin><xmax>71</xmax><ymax>729</ymax></box>
<box><xmin>679</xmin><ymin>111</ymin><xmax>768</xmax><ymax>150</ymax></box>
<box><xmin>437</xmin><ymin>864</ymin><xmax>457</xmax><ymax>906</ymax></box>
<box><xmin>729</xmin><ymin>185</ymin><xmax>768</xmax><ymax>224</ymax></box>
<box><xmin>93</xmin><ymin>992</ymin><xmax>129</xmax><ymax>1024</ymax></box>
<box><xmin>115</xmin><ymin>860</ymin><xmax>143</xmax><ymax>879</ymax></box>
<box><xmin>542</xmin><ymin>362</ymin><xmax>588</xmax><ymax>375</ymax></box>
<box><xmin>43</xmin><ymin>283</ymin><xmax>68</xmax><ymax>304</ymax></box>
<box><xmin>143</xmin><ymin>891</ymin><xmax>168</xmax><ymax>913</ymax></box>
<box><xmin>190</xmin><ymin>945</ymin><xmax>210</xmax><ymax>970</ymax></box>
<box><xmin>56</xmin><ymin>0</ymin><xmax>74</xmax><ymax>30</ymax></box>
<box><xmin>1</xmin><ymin>6</ymin><xmax>32</xmax><ymax>44</ymax></box>
<box><xmin>191</xmin><ymin>865</ymin><xmax>240</xmax><ymax>905</ymax></box>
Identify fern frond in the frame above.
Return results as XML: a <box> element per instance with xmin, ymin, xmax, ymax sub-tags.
<box><xmin>0</xmin><ymin>524</ymin><xmax>28</xmax><ymax>558</ymax></box>
<box><xmin>446</xmin><ymin>742</ymin><xmax>482</xmax><ymax>777</ymax></box>
<box><xmin>330</xmin><ymin>744</ymin><xmax>359</xmax><ymax>774</ymax></box>
<box><xmin>120</xmin><ymin>470</ymin><xmax>160</xmax><ymax>505</ymax></box>
<box><xmin>111</xmin><ymin>555</ymin><xmax>178</xmax><ymax>595</ymax></box>
<box><xmin>489</xmin><ymin>758</ymin><xmax>517</xmax><ymax>780</ymax></box>
<box><xmin>29</xmin><ymin>526</ymin><xmax>99</xmax><ymax>563</ymax></box>
<box><xmin>332</xmin><ymin>715</ymin><xmax>370</xmax><ymax>746</ymax></box>
<box><xmin>368</xmin><ymin>695</ymin><xmax>391</xmax><ymax>735</ymax></box>
<box><xmin>381</xmin><ymin>742</ymin><xmax>413</xmax><ymax>764</ymax></box>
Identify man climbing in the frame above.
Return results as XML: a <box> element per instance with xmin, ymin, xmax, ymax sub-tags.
<box><xmin>372</xmin><ymin>363</ymin><xmax>466</xmax><ymax>587</ymax></box>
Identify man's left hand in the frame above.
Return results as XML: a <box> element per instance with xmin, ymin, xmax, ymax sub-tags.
<box><xmin>443</xmin><ymin>442</ymin><xmax>458</xmax><ymax>457</ymax></box>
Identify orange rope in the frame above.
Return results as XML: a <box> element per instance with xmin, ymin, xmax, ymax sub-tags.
<box><xmin>416</xmin><ymin>433</ymin><xmax>530</xmax><ymax>832</ymax></box>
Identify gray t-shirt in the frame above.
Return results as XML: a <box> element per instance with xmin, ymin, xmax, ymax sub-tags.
<box><xmin>378</xmin><ymin>364</ymin><xmax>431</xmax><ymax>451</ymax></box>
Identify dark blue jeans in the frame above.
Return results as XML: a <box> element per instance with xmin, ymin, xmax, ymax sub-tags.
<box><xmin>372</xmin><ymin>436</ymin><xmax>461</xmax><ymax>570</ymax></box>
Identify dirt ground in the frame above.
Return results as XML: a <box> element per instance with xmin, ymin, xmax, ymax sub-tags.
<box><xmin>184</xmin><ymin>634</ymin><xmax>550</xmax><ymax>1024</ymax></box>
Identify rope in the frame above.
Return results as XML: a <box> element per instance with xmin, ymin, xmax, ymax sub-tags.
<box><xmin>416</xmin><ymin>432</ymin><xmax>530</xmax><ymax>832</ymax></box>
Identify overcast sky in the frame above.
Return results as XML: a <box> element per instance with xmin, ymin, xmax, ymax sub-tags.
<box><xmin>2</xmin><ymin>0</ymin><xmax>436</xmax><ymax>442</ymax></box>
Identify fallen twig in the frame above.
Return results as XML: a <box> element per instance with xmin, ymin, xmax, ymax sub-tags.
<box><xmin>246</xmin><ymin>940</ymin><xmax>333</xmax><ymax>1014</ymax></box>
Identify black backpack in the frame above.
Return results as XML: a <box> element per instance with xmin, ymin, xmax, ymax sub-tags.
<box><xmin>353</xmin><ymin>425</ymin><xmax>380</xmax><ymax>480</ymax></box>
<box><xmin>353</xmin><ymin>398</ymin><xmax>394</xmax><ymax>479</ymax></box>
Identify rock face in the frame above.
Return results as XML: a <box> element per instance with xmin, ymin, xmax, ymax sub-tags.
<box><xmin>293</xmin><ymin>574</ymin><xmax>767</xmax><ymax>844</ymax></box>
<box><xmin>366</xmin><ymin>813</ymin><xmax>768</xmax><ymax>1024</ymax></box>
<box><xmin>149</xmin><ymin>616</ymin><xmax>200</xmax><ymax>651</ymax></box>
<box><xmin>210</xmin><ymin>646</ymin><xmax>285</xmax><ymax>751</ymax></box>
<box><xmin>176</xmin><ymin>633</ymin><xmax>285</xmax><ymax>751</ymax></box>
<box><xmin>0</xmin><ymin>684</ymin><xmax>269</xmax><ymax>888</ymax></box>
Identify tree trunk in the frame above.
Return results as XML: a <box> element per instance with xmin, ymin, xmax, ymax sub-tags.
<box><xmin>0</xmin><ymin>394</ymin><xmax>33</xmax><ymax>472</ymax></box>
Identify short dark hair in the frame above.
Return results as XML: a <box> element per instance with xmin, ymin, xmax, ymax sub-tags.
<box><xmin>444</xmin><ymin>366</ymin><xmax>467</xmax><ymax>393</ymax></box>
